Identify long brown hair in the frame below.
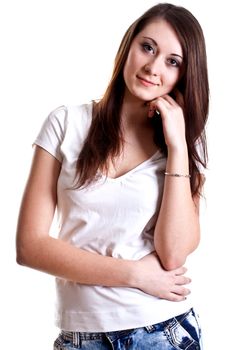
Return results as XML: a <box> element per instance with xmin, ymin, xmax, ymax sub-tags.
<box><xmin>76</xmin><ymin>3</ymin><xmax>209</xmax><ymax>195</ymax></box>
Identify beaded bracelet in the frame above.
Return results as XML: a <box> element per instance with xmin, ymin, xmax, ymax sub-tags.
<box><xmin>164</xmin><ymin>172</ymin><xmax>191</xmax><ymax>178</ymax></box>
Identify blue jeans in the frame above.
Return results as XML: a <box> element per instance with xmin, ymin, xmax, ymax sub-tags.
<box><xmin>54</xmin><ymin>308</ymin><xmax>202</xmax><ymax>349</ymax></box>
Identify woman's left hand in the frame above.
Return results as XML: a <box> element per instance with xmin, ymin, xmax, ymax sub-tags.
<box><xmin>148</xmin><ymin>90</ymin><xmax>187</xmax><ymax>151</ymax></box>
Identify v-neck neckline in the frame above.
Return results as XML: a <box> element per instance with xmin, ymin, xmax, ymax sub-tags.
<box><xmin>102</xmin><ymin>149</ymin><xmax>162</xmax><ymax>183</ymax></box>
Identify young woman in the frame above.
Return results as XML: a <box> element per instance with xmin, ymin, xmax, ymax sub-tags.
<box><xmin>16</xmin><ymin>3</ymin><xmax>208</xmax><ymax>349</ymax></box>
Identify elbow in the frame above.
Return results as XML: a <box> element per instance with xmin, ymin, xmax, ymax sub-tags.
<box><xmin>161</xmin><ymin>255</ymin><xmax>187</xmax><ymax>271</ymax></box>
<box><xmin>155</xmin><ymin>229</ymin><xmax>201</xmax><ymax>271</ymax></box>
<box><xmin>158</xmin><ymin>241</ymin><xmax>200</xmax><ymax>271</ymax></box>
<box><xmin>16</xmin><ymin>234</ymin><xmax>50</xmax><ymax>268</ymax></box>
<box><xmin>16</xmin><ymin>236</ymin><xmax>38</xmax><ymax>267</ymax></box>
<box><xmin>16</xmin><ymin>243</ymin><xmax>30</xmax><ymax>266</ymax></box>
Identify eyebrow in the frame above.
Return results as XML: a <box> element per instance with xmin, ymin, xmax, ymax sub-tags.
<box><xmin>143</xmin><ymin>36</ymin><xmax>183</xmax><ymax>59</ymax></box>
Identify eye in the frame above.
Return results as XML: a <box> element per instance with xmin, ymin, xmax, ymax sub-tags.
<box><xmin>167</xmin><ymin>58</ymin><xmax>181</xmax><ymax>67</ymax></box>
<box><xmin>142</xmin><ymin>43</ymin><xmax>155</xmax><ymax>54</ymax></box>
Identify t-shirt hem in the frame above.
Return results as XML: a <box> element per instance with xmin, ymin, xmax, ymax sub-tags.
<box><xmin>33</xmin><ymin>140</ymin><xmax>62</xmax><ymax>162</ymax></box>
<box><xmin>55</xmin><ymin>299</ymin><xmax>193</xmax><ymax>332</ymax></box>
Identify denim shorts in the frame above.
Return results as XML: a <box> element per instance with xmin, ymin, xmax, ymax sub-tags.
<box><xmin>54</xmin><ymin>308</ymin><xmax>202</xmax><ymax>349</ymax></box>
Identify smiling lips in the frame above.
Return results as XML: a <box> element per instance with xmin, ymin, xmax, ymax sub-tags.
<box><xmin>137</xmin><ymin>75</ymin><xmax>160</xmax><ymax>87</ymax></box>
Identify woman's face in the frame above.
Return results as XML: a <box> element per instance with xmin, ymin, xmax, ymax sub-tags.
<box><xmin>123</xmin><ymin>19</ymin><xmax>184</xmax><ymax>103</ymax></box>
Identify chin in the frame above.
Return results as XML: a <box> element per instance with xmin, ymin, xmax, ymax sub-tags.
<box><xmin>126</xmin><ymin>86</ymin><xmax>164</xmax><ymax>103</ymax></box>
<box><xmin>132</xmin><ymin>91</ymin><xmax>159</xmax><ymax>102</ymax></box>
<box><xmin>137</xmin><ymin>90</ymin><xmax>167</xmax><ymax>102</ymax></box>
<box><xmin>138</xmin><ymin>94</ymin><xmax>160</xmax><ymax>102</ymax></box>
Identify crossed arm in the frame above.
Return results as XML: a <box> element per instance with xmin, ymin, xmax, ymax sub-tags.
<box><xmin>16</xmin><ymin>145</ymin><xmax>199</xmax><ymax>302</ymax></box>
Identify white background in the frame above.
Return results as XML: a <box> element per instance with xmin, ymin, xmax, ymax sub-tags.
<box><xmin>0</xmin><ymin>0</ymin><xmax>232</xmax><ymax>349</ymax></box>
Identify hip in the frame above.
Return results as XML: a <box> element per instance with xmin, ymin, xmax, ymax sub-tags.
<box><xmin>54</xmin><ymin>308</ymin><xmax>203</xmax><ymax>350</ymax></box>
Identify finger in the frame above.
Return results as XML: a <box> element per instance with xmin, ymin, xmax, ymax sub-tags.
<box><xmin>161</xmin><ymin>94</ymin><xmax>177</xmax><ymax>105</ymax></box>
<box><xmin>147</xmin><ymin>97</ymin><xmax>168</xmax><ymax>118</ymax></box>
<box><xmin>175</xmin><ymin>275</ymin><xmax>192</xmax><ymax>285</ymax></box>
<box><xmin>148</xmin><ymin>106</ymin><xmax>161</xmax><ymax>118</ymax></box>
<box><xmin>174</xmin><ymin>266</ymin><xmax>188</xmax><ymax>275</ymax></box>
<box><xmin>172</xmin><ymin>286</ymin><xmax>191</xmax><ymax>296</ymax></box>
<box><xmin>152</xmin><ymin>96</ymin><xmax>171</xmax><ymax>107</ymax></box>
<box><xmin>162</xmin><ymin>94</ymin><xmax>184</xmax><ymax>110</ymax></box>
<box><xmin>147</xmin><ymin>98</ymin><xmax>163</xmax><ymax>118</ymax></box>
<box><xmin>166</xmin><ymin>292</ymin><xmax>188</xmax><ymax>302</ymax></box>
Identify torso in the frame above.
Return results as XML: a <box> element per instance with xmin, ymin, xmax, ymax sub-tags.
<box><xmin>35</xmin><ymin>103</ymin><xmax>191</xmax><ymax>332</ymax></box>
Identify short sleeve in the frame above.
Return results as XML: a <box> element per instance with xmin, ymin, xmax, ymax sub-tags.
<box><xmin>34</xmin><ymin>105</ymin><xmax>68</xmax><ymax>162</ymax></box>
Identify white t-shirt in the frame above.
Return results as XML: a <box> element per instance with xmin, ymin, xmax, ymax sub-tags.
<box><xmin>34</xmin><ymin>102</ymin><xmax>193</xmax><ymax>332</ymax></box>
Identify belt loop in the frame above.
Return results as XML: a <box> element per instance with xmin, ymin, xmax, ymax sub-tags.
<box><xmin>145</xmin><ymin>324</ymin><xmax>156</xmax><ymax>333</ymax></box>
<box><xmin>73</xmin><ymin>332</ymin><xmax>81</xmax><ymax>348</ymax></box>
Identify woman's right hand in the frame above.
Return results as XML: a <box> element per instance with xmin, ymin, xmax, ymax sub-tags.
<box><xmin>133</xmin><ymin>252</ymin><xmax>191</xmax><ymax>301</ymax></box>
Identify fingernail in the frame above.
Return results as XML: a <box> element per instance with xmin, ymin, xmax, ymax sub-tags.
<box><xmin>148</xmin><ymin>109</ymin><xmax>154</xmax><ymax>118</ymax></box>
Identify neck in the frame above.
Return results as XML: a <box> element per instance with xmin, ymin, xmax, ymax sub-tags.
<box><xmin>121</xmin><ymin>95</ymin><xmax>150</xmax><ymax>129</ymax></box>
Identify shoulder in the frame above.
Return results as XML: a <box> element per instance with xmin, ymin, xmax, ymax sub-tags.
<box><xmin>34</xmin><ymin>101</ymin><xmax>93</xmax><ymax>162</ymax></box>
<box><xmin>47</xmin><ymin>101</ymin><xmax>93</xmax><ymax>130</ymax></box>
<box><xmin>65</xmin><ymin>102</ymin><xmax>93</xmax><ymax>130</ymax></box>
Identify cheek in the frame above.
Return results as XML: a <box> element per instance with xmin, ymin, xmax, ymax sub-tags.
<box><xmin>123</xmin><ymin>58</ymin><xmax>136</xmax><ymax>84</ymax></box>
<box><xmin>165</xmin><ymin>72</ymin><xmax>180</xmax><ymax>89</ymax></box>
<box><xmin>123</xmin><ymin>62</ymin><xmax>130</xmax><ymax>85</ymax></box>
<box><xmin>124</xmin><ymin>50</ymin><xmax>142</xmax><ymax>76</ymax></box>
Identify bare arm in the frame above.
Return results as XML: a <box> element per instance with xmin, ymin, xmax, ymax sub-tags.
<box><xmin>154</xmin><ymin>146</ymin><xmax>201</xmax><ymax>270</ymax></box>
<box><xmin>16</xmin><ymin>146</ymin><xmax>133</xmax><ymax>287</ymax></box>
<box><xmin>16</xmin><ymin>146</ymin><xmax>191</xmax><ymax>300</ymax></box>
<box><xmin>149</xmin><ymin>94</ymin><xmax>202</xmax><ymax>270</ymax></box>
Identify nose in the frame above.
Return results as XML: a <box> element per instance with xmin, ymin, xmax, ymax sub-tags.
<box><xmin>144</xmin><ymin>56</ymin><xmax>164</xmax><ymax>76</ymax></box>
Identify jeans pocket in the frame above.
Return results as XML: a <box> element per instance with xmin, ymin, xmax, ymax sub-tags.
<box><xmin>165</xmin><ymin>309</ymin><xmax>201</xmax><ymax>349</ymax></box>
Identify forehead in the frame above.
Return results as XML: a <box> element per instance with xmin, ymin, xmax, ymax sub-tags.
<box><xmin>135</xmin><ymin>19</ymin><xmax>183</xmax><ymax>55</ymax></box>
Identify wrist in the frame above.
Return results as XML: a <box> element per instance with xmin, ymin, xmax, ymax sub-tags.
<box><xmin>113</xmin><ymin>258</ymin><xmax>138</xmax><ymax>288</ymax></box>
<box><xmin>166</xmin><ymin>146</ymin><xmax>189</xmax><ymax>174</ymax></box>
<box><xmin>167</xmin><ymin>141</ymin><xmax>188</xmax><ymax>155</ymax></box>
<box><xmin>126</xmin><ymin>260</ymin><xmax>139</xmax><ymax>288</ymax></box>
<box><xmin>126</xmin><ymin>259</ymin><xmax>147</xmax><ymax>290</ymax></box>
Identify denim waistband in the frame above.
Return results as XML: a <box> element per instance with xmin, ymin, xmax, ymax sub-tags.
<box><xmin>61</xmin><ymin>330</ymin><xmax>106</xmax><ymax>342</ymax></box>
<box><xmin>60</xmin><ymin>308</ymin><xmax>193</xmax><ymax>345</ymax></box>
<box><xmin>61</xmin><ymin>327</ymin><xmax>138</xmax><ymax>346</ymax></box>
